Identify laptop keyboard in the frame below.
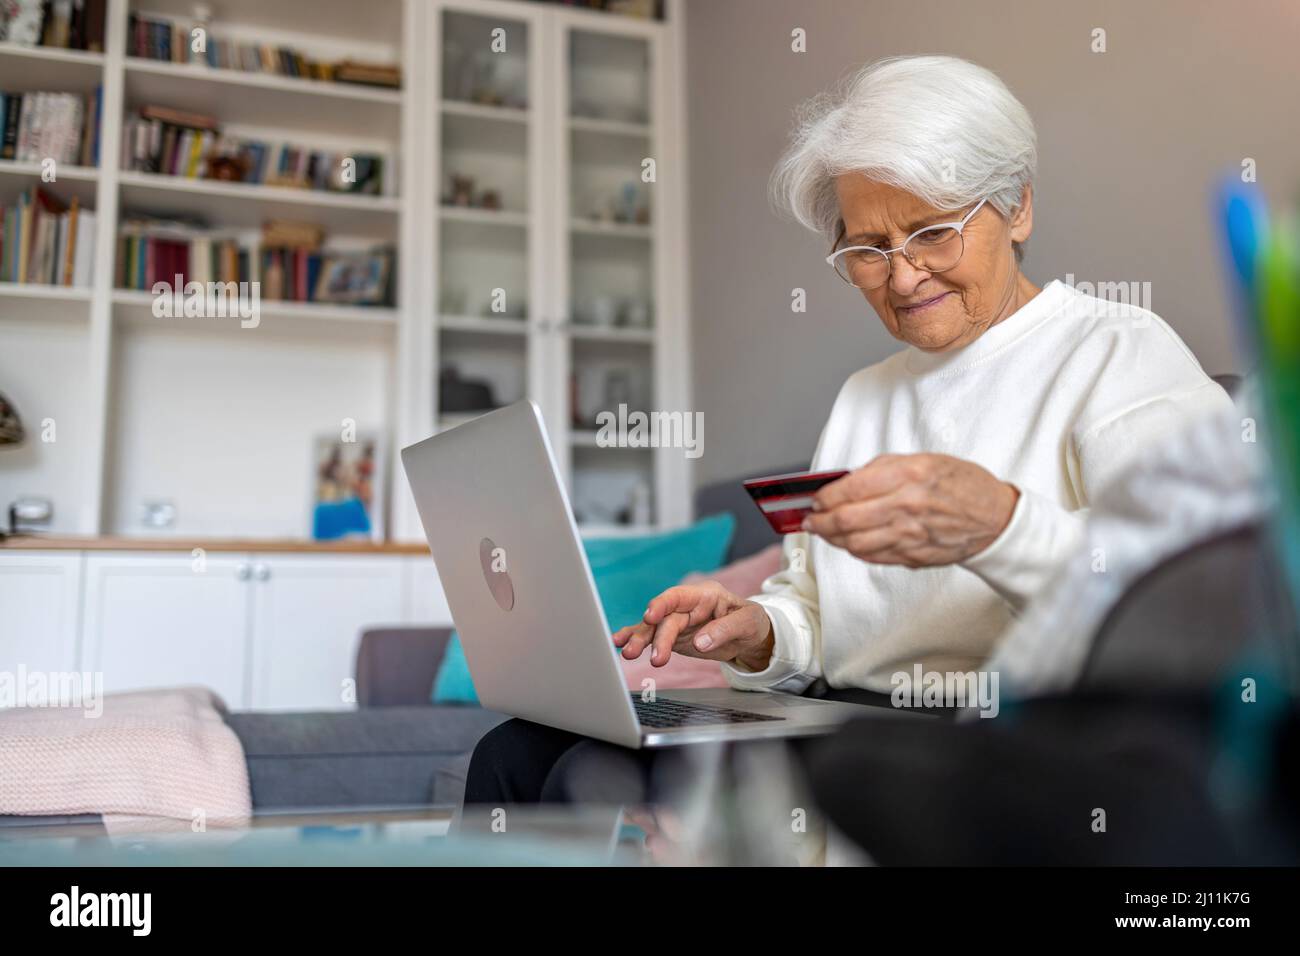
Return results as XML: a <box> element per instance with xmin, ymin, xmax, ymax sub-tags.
<box><xmin>631</xmin><ymin>694</ymin><xmax>785</xmax><ymax>729</ymax></box>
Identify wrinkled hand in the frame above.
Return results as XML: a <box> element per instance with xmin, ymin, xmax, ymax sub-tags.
<box><xmin>612</xmin><ymin>581</ymin><xmax>774</xmax><ymax>672</ymax></box>
<box><xmin>803</xmin><ymin>453</ymin><xmax>1018</xmax><ymax>568</ymax></box>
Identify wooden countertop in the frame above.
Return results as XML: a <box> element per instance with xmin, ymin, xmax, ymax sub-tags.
<box><xmin>0</xmin><ymin>535</ymin><xmax>431</xmax><ymax>555</ymax></box>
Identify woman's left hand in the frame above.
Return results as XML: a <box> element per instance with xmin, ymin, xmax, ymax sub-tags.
<box><xmin>803</xmin><ymin>453</ymin><xmax>1019</xmax><ymax>568</ymax></box>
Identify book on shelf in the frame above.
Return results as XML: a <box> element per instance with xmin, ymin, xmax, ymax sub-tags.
<box><xmin>0</xmin><ymin>87</ymin><xmax>100</xmax><ymax>165</ymax></box>
<box><xmin>263</xmin><ymin>219</ymin><xmax>325</xmax><ymax>250</ymax></box>
<box><xmin>333</xmin><ymin>61</ymin><xmax>401</xmax><ymax>89</ymax></box>
<box><xmin>0</xmin><ymin>0</ymin><xmax>107</xmax><ymax>52</ymax></box>
<box><xmin>125</xmin><ymin>12</ymin><xmax>401</xmax><ymax>90</ymax></box>
<box><xmin>0</xmin><ymin>186</ymin><xmax>95</xmax><ymax>287</ymax></box>
<box><xmin>120</xmin><ymin>106</ymin><xmax>387</xmax><ymax>195</ymax></box>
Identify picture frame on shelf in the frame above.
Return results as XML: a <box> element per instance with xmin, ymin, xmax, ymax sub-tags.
<box><xmin>309</xmin><ymin>431</ymin><xmax>385</xmax><ymax>542</ymax></box>
<box><xmin>314</xmin><ymin>250</ymin><xmax>393</xmax><ymax>305</ymax></box>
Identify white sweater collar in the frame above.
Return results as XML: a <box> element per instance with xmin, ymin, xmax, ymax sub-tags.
<box><xmin>902</xmin><ymin>279</ymin><xmax>1075</xmax><ymax>376</ymax></box>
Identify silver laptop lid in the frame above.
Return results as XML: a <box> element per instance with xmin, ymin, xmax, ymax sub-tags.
<box><xmin>400</xmin><ymin>401</ymin><xmax>642</xmax><ymax>748</ymax></box>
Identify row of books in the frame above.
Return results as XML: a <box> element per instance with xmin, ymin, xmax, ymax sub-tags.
<box><xmin>127</xmin><ymin>13</ymin><xmax>401</xmax><ymax>88</ymax></box>
<box><xmin>115</xmin><ymin>226</ymin><xmax>252</xmax><ymax>292</ymax></box>
<box><xmin>0</xmin><ymin>88</ymin><xmax>101</xmax><ymax>166</ymax></box>
<box><xmin>114</xmin><ymin>217</ymin><xmax>394</xmax><ymax>306</ymax></box>
<box><xmin>120</xmin><ymin>107</ymin><xmax>386</xmax><ymax>194</ymax></box>
<box><xmin>0</xmin><ymin>188</ymin><xmax>95</xmax><ymax>287</ymax></box>
<box><xmin>0</xmin><ymin>0</ymin><xmax>107</xmax><ymax>51</ymax></box>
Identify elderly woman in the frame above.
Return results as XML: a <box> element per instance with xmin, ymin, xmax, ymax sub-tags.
<box><xmin>465</xmin><ymin>55</ymin><xmax>1231</xmax><ymax>804</ymax></box>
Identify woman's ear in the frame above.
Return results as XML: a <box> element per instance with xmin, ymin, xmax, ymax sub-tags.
<box><xmin>1009</xmin><ymin>185</ymin><xmax>1033</xmax><ymax>244</ymax></box>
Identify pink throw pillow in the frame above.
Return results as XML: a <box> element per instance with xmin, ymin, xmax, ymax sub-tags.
<box><xmin>619</xmin><ymin>544</ymin><xmax>784</xmax><ymax>690</ymax></box>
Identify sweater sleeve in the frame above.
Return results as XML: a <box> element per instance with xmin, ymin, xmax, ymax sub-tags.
<box><xmin>962</xmin><ymin>380</ymin><xmax>1235</xmax><ymax>613</ymax></box>
<box><xmin>721</xmin><ymin>529</ymin><xmax>824</xmax><ymax>694</ymax></box>
<box><xmin>960</xmin><ymin>485</ymin><xmax>1087</xmax><ymax>613</ymax></box>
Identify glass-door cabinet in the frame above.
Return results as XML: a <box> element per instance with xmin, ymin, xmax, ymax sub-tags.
<box><xmin>433</xmin><ymin>2</ymin><xmax>543</xmax><ymax>436</ymax></box>
<box><xmin>556</xmin><ymin>21</ymin><xmax>661</xmax><ymax>533</ymax></box>
<box><xmin>419</xmin><ymin>0</ymin><xmax>689</xmax><ymax>538</ymax></box>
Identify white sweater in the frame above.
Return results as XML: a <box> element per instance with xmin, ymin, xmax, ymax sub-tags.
<box><xmin>724</xmin><ymin>279</ymin><xmax>1234</xmax><ymax>694</ymax></box>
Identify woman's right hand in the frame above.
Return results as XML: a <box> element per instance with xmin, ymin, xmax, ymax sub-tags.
<box><xmin>612</xmin><ymin>581</ymin><xmax>775</xmax><ymax>672</ymax></box>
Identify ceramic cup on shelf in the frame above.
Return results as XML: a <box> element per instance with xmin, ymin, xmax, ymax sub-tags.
<box><xmin>589</xmin><ymin>296</ymin><xmax>618</xmax><ymax>327</ymax></box>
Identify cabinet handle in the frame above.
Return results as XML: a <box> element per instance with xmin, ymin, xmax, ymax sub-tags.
<box><xmin>253</xmin><ymin>562</ymin><xmax>271</xmax><ymax>582</ymax></box>
<box><xmin>236</xmin><ymin>562</ymin><xmax>251</xmax><ymax>581</ymax></box>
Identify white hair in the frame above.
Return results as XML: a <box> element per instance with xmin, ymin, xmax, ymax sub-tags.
<box><xmin>771</xmin><ymin>55</ymin><xmax>1037</xmax><ymax>258</ymax></box>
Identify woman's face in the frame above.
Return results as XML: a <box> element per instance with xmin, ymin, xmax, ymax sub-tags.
<box><xmin>833</xmin><ymin>176</ymin><xmax>1033</xmax><ymax>352</ymax></box>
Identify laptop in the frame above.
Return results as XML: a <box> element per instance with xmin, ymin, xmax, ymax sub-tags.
<box><xmin>400</xmin><ymin>400</ymin><xmax>902</xmax><ymax>748</ymax></box>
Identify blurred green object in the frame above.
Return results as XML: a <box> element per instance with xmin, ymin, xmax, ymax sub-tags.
<box><xmin>1252</xmin><ymin>209</ymin><xmax>1300</xmax><ymax>648</ymax></box>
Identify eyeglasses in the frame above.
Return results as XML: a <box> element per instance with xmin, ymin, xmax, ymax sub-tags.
<box><xmin>825</xmin><ymin>197</ymin><xmax>989</xmax><ymax>290</ymax></box>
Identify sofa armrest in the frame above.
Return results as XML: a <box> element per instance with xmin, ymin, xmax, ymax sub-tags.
<box><xmin>355</xmin><ymin>627</ymin><xmax>455</xmax><ymax>708</ymax></box>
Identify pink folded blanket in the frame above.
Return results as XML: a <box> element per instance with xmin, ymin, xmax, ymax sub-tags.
<box><xmin>0</xmin><ymin>686</ymin><xmax>251</xmax><ymax>834</ymax></box>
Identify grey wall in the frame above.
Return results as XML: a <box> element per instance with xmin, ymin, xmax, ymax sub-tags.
<box><xmin>685</xmin><ymin>0</ymin><xmax>1299</xmax><ymax>486</ymax></box>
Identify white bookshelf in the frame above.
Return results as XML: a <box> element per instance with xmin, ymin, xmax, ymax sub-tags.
<box><xmin>0</xmin><ymin>159</ymin><xmax>100</xmax><ymax>180</ymax></box>
<box><xmin>0</xmin><ymin>0</ymin><xmax>691</xmax><ymax>543</ymax></box>
<box><xmin>0</xmin><ymin>282</ymin><xmax>95</xmax><ymax>303</ymax></box>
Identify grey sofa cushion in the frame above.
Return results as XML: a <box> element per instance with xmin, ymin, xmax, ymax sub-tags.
<box><xmin>226</xmin><ymin>706</ymin><xmax>506</xmax><ymax>809</ymax></box>
<box><xmin>356</xmin><ymin>626</ymin><xmax>453</xmax><ymax>707</ymax></box>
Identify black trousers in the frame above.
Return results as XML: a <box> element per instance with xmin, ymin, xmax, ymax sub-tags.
<box><xmin>463</xmin><ymin>682</ymin><xmax>903</xmax><ymax>806</ymax></box>
<box><xmin>464</xmin><ymin>719</ymin><xmax>658</xmax><ymax>805</ymax></box>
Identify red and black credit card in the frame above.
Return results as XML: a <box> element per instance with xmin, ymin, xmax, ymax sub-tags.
<box><xmin>742</xmin><ymin>469</ymin><xmax>850</xmax><ymax>534</ymax></box>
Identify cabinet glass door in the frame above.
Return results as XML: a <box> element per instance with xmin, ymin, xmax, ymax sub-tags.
<box><xmin>435</xmin><ymin>5</ymin><xmax>538</xmax><ymax>433</ymax></box>
<box><xmin>562</xmin><ymin>24</ymin><xmax>658</xmax><ymax>532</ymax></box>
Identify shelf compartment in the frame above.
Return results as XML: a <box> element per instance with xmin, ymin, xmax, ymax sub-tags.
<box><xmin>123</xmin><ymin>58</ymin><xmax>401</xmax><ymax>141</ymax></box>
<box><xmin>103</xmin><ymin>315</ymin><xmax>392</xmax><ymax>536</ymax></box>
<box><xmin>0</xmin><ymin>311</ymin><xmax>95</xmax><ymax>532</ymax></box>
<box><xmin>0</xmin><ymin>43</ymin><xmax>104</xmax><ymax>92</ymax></box>
<box><xmin>438</xmin><ymin>334</ymin><xmax>528</xmax><ymax>422</ymax></box>
<box><xmin>439</xmin><ymin>206</ymin><xmax>528</xmax><ymax>229</ymax></box>
<box><xmin>0</xmin><ymin>160</ymin><xmax>100</xmax><ymax>208</ymax></box>
<box><xmin>441</xmin><ymin>100</ymin><xmax>528</xmax><ymax>125</ymax></box>
<box><xmin>570</xmin><ymin>442</ymin><xmax>656</xmax><ymax>530</ymax></box>
<box><xmin>0</xmin><ymin>283</ymin><xmax>93</xmax><ymax>327</ymax></box>
<box><xmin>440</xmin><ymin>10</ymin><xmax>530</xmax><ymax>112</ymax></box>
<box><xmin>568</xmin><ymin>116</ymin><xmax>650</xmax><ymax>139</ymax></box>
<box><xmin>118</xmin><ymin>171</ymin><xmax>400</xmax><ymax>239</ymax></box>
<box><xmin>440</xmin><ymin>314</ymin><xmax>529</xmax><ymax>337</ymax></box>
<box><xmin>570</xmin><ymin>229</ymin><xmax>653</xmax><ymax>331</ymax></box>
<box><xmin>0</xmin><ymin>281</ymin><xmax>94</xmax><ymax>304</ymax></box>
<box><xmin>570</xmin><ymin>219</ymin><xmax>651</xmax><ymax>240</ymax></box>
<box><xmin>440</xmin><ymin>107</ymin><xmax>529</xmax><ymax>216</ymax></box>
<box><xmin>112</xmin><ymin>289</ymin><xmax>396</xmax><ymax>343</ymax></box>
<box><xmin>569</xmin><ymin>29</ymin><xmax>651</xmax><ymax>128</ymax></box>
<box><xmin>438</xmin><ymin>217</ymin><xmax>529</xmax><ymax>321</ymax></box>
<box><xmin>129</xmin><ymin>0</ymin><xmax>403</xmax><ymax>51</ymax></box>
<box><xmin>566</xmin><ymin>323</ymin><xmax>653</xmax><ymax>345</ymax></box>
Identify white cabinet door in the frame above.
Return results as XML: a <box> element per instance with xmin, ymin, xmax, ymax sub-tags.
<box><xmin>0</xmin><ymin>552</ymin><xmax>84</xmax><ymax>680</ymax></box>
<box><xmin>249</xmin><ymin>555</ymin><xmax>406</xmax><ymax>711</ymax></box>
<box><xmin>82</xmin><ymin>553</ymin><xmax>252</xmax><ymax>707</ymax></box>
<box><xmin>403</xmin><ymin>555</ymin><xmax>453</xmax><ymax>626</ymax></box>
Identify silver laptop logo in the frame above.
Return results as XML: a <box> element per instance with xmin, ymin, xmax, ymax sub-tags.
<box><xmin>479</xmin><ymin>537</ymin><xmax>515</xmax><ymax>611</ymax></box>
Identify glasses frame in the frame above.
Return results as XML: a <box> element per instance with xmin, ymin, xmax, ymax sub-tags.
<box><xmin>825</xmin><ymin>197</ymin><xmax>990</xmax><ymax>289</ymax></box>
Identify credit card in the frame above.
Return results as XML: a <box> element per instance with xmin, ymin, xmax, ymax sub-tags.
<box><xmin>742</xmin><ymin>469</ymin><xmax>850</xmax><ymax>534</ymax></box>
